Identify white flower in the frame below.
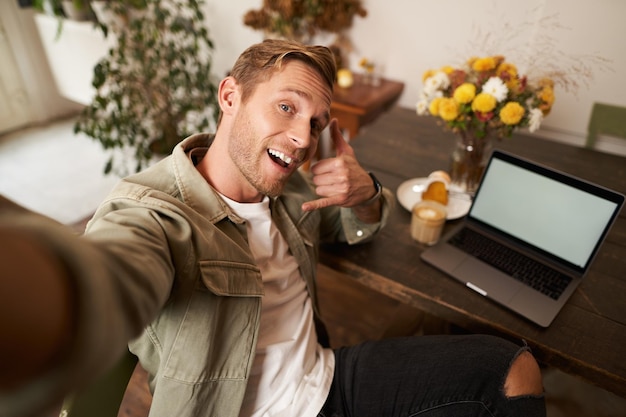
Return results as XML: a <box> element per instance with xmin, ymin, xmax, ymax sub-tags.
<box><xmin>433</xmin><ymin>71</ymin><xmax>451</xmax><ymax>89</ymax></box>
<box><xmin>422</xmin><ymin>81</ymin><xmax>438</xmax><ymax>96</ymax></box>
<box><xmin>528</xmin><ymin>108</ymin><xmax>543</xmax><ymax>132</ymax></box>
<box><xmin>416</xmin><ymin>99</ymin><xmax>430</xmax><ymax>115</ymax></box>
<box><xmin>416</xmin><ymin>89</ymin><xmax>444</xmax><ymax>116</ymax></box>
<box><xmin>423</xmin><ymin>71</ymin><xmax>450</xmax><ymax>95</ymax></box>
<box><xmin>482</xmin><ymin>77</ymin><xmax>509</xmax><ymax>102</ymax></box>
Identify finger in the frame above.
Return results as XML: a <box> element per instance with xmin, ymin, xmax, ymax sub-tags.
<box><xmin>329</xmin><ymin>119</ymin><xmax>351</xmax><ymax>156</ymax></box>
<box><xmin>301</xmin><ymin>196</ymin><xmax>341</xmax><ymax>212</ymax></box>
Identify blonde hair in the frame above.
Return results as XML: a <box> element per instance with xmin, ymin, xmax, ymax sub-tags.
<box><xmin>229</xmin><ymin>39</ymin><xmax>336</xmax><ymax>103</ymax></box>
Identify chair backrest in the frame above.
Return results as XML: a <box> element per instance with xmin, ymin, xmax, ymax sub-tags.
<box><xmin>59</xmin><ymin>349</ymin><xmax>138</xmax><ymax>417</ymax></box>
<box><xmin>586</xmin><ymin>102</ymin><xmax>626</xmax><ymax>149</ymax></box>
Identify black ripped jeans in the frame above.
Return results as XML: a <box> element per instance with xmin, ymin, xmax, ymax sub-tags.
<box><xmin>318</xmin><ymin>334</ymin><xmax>546</xmax><ymax>417</ymax></box>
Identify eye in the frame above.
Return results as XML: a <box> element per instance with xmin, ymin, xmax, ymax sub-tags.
<box><xmin>279</xmin><ymin>103</ymin><xmax>292</xmax><ymax>113</ymax></box>
<box><xmin>310</xmin><ymin>120</ymin><xmax>323</xmax><ymax>138</ymax></box>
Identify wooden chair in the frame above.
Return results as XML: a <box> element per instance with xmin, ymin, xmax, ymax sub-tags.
<box><xmin>586</xmin><ymin>102</ymin><xmax>626</xmax><ymax>149</ymax></box>
<box><xmin>59</xmin><ymin>349</ymin><xmax>138</xmax><ymax>417</ymax></box>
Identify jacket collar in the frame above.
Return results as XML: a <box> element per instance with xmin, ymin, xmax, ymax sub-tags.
<box><xmin>172</xmin><ymin>133</ymin><xmax>246</xmax><ymax>226</ymax></box>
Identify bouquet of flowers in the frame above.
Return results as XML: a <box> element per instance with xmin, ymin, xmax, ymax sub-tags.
<box><xmin>416</xmin><ymin>55</ymin><xmax>555</xmax><ymax>139</ymax></box>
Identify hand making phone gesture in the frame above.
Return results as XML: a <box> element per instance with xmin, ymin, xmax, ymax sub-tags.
<box><xmin>302</xmin><ymin>119</ymin><xmax>382</xmax><ymax>223</ymax></box>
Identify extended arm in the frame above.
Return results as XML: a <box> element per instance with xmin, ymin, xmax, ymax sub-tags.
<box><xmin>0</xmin><ymin>226</ymin><xmax>76</xmax><ymax>390</ymax></box>
<box><xmin>0</xmin><ymin>196</ymin><xmax>172</xmax><ymax>417</ymax></box>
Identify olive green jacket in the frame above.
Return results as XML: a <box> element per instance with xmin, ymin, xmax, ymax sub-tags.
<box><xmin>91</xmin><ymin>133</ymin><xmax>392</xmax><ymax>416</ymax></box>
<box><xmin>1</xmin><ymin>133</ymin><xmax>392</xmax><ymax>417</ymax></box>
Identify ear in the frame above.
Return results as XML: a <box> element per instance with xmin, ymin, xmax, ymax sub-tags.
<box><xmin>218</xmin><ymin>76</ymin><xmax>239</xmax><ymax>115</ymax></box>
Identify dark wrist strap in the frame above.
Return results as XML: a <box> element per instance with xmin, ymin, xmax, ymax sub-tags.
<box><xmin>360</xmin><ymin>172</ymin><xmax>383</xmax><ymax>206</ymax></box>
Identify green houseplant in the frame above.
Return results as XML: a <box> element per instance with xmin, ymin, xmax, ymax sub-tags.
<box><xmin>31</xmin><ymin>0</ymin><xmax>94</xmax><ymax>20</ymax></box>
<box><xmin>31</xmin><ymin>0</ymin><xmax>95</xmax><ymax>38</ymax></box>
<box><xmin>31</xmin><ymin>0</ymin><xmax>64</xmax><ymax>16</ymax></box>
<box><xmin>74</xmin><ymin>0</ymin><xmax>219</xmax><ymax>175</ymax></box>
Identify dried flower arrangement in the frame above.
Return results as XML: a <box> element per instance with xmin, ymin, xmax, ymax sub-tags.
<box><xmin>243</xmin><ymin>0</ymin><xmax>367</xmax><ymax>43</ymax></box>
<box><xmin>464</xmin><ymin>12</ymin><xmax>612</xmax><ymax>98</ymax></box>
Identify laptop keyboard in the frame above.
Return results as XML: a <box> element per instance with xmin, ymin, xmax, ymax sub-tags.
<box><xmin>449</xmin><ymin>228</ymin><xmax>572</xmax><ymax>300</ymax></box>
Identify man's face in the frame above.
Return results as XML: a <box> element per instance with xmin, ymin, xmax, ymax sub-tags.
<box><xmin>228</xmin><ymin>60</ymin><xmax>332</xmax><ymax>198</ymax></box>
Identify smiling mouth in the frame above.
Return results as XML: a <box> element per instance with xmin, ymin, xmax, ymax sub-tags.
<box><xmin>268</xmin><ymin>148</ymin><xmax>294</xmax><ymax>168</ymax></box>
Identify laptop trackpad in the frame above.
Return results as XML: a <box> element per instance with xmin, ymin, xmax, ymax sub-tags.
<box><xmin>454</xmin><ymin>258</ymin><xmax>522</xmax><ymax>302</ymax></box>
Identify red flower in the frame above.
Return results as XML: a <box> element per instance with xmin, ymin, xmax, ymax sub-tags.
<box><xmin>519</xmin><ymin>75</ymin><xmax>527</xmax><ymax>90</ymax></box>
<box><xmin>476</xmin><ymin>111</ymin><xmax>494</xmax><ymax>122</ymax></box>
<box><xmin>448</xmin><ymin>70</ymin><xmax>467</xmax><ymax>90</ymax></box>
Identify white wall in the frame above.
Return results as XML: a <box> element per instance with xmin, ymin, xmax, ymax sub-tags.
<box><xmin>33</xmin><ymin>14</ymin><xmax>115</xmax><ymax>105</ymax></box>
<box><xmin>0</xmin><ymin>0</ymin><xmax>82</xmax><ymax>129</ymax></box>
<box><xmin>11</xmin><ymin>0</ymin><xmax>625</xmax><ymax>146</ymax></box>
<box><xmin>201</xmin><ymin>0</ymin><xmax>626</xmax><ymax>147</ymax></box>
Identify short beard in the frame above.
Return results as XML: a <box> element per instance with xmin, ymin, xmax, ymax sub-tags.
<box><xmin>228</xmin><ymin>112</ymin><xmax>287</xmax><ymax>198</ymax></box>
<box><xmin>243</xmin><ymin>168</ymin><xmax>284</xmax><ymax>198</ymax></box>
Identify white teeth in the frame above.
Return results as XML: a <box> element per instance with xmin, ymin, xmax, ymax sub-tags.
<box><xmin>268</xmin><ymin>149</ymin><xmax>293</xmax><ymax>165</ymax></box>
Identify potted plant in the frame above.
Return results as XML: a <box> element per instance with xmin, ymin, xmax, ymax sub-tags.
<box><xmin>31</xmin><ymin>0</ymin><xmax>63</xmax><ymax>16</ymax></box>
<box><xmin>74</xmin><ymin>0</ymin><xmax>220</xmax><ymax>175</ymax></box>
<box><xmin>30</xmin><ymin>0</ymin><xmax>95</xmax><ymax>39</ymax></box>
<box><xmin>90</xmin><ymin>0</ymin><xmax>147</xmax><ymax>35</ymax></box>
<box><xmin>31</xmin><ymin>0</ymin><xmax>94</xmax><ymax>20</ymax></box>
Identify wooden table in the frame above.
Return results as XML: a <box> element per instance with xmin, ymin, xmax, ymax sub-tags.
<box><xmin>331</xmin><ymin>74</ymin><xmax>404</xmax><ymax>139</ymax></box>
<box><xmin>319</xmin><ymin>106</ymin><xmax>626</xmax><ymax>398</ymax></box>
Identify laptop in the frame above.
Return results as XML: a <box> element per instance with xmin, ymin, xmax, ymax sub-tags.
<box><xmin>421</xmin><ymin>150</ymin><xmax>624</xmax><ymax>327</ymax></box>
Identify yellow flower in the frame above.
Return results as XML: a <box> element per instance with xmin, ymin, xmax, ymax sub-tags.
<box><xmin>493</xmin><ymin>55</ymin><xmax>505</xmax><ymax>66</ymax></box>
<box><xmin>453</xmin><ymin>83</ymin><xmax>476</xmax><ymax>104</ymax></box>
<box><xmin>440</xmin><ymin>65</ymin><xmax>455</xmax><ymax>74</ymax></box>
<box><xmin>538</xmin><ymin>77</ymin><xmax>554</xmax><ymax>88</ymax></box>
<box><xmin>500</xmin><ymin>102</ymin><xmax>525</xmax><ymax>125</ymax></box>
<box><xmin>539</xmin><ymin>86</ymin><xmax>555</xmax><ymax>114</ymax></box>
<box><xmin>539</xmin><ymin>86</ymin><xmax>555</xmax><ymax>106</ymax></box>
<box><xmin>428</xmin><ymin>97</ymin><xmax>443</xmax><ymax>116</ymax></box>
<box><xmin>422</xmin><ymin>69</ymin><xmax>436</xmax><ymax>82</ymax></box>
<box><xmin>497</xmin><ymin>62</ymin><xmax>519</xmax><ymax>90</ymax></box>
<box><xmin>472</xmin><ymin>56</ymin><xmax>496</xmax><ymax>72</ymax></box>
<box><xmin>471</xmin><ymin>93</ymin><xmax>497</xmax><ymax>113</ymax></box>
<box><xmin>359</xmin><ymin>58</ymin><xmax>374</xmax><ymax>73</ymax></box>
<box><xmin>438</xmin><ymin>98</ymin><xmax>459</xmax><ymax>121</ymax></box>
<box><xmin>497</xmin><ymin>62</ymin><xmax>518</xmax><ymax>78</ymax></box>
<box><xmin>537</xmin><ymin>78</ymin><xmax>555</xmax><ymax>114</ymax></box>
<box><xmin>507</xmin><ymin>78</ymin><xmax>521</xmax><ymax>94</ymax></box>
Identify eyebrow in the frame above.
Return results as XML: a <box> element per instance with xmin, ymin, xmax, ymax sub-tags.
<box><xmin>283</xmin><ymin>87</ymin><xmax>331</xmax><ymax>127</ymax></box>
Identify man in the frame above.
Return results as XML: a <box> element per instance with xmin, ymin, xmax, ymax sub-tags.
<box><xmin>0</xmin><ymin>39</ymin><xmax>546</xmax><ymax>417</ymax></box>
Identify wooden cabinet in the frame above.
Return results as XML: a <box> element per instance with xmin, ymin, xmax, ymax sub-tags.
<box><xmin>331</xmin><ymin>73</ymin><xmax>404</xmax><ymax>140</ymax></box>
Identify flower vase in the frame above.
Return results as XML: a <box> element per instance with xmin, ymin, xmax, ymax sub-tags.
<box><xmin>449</xmin><ymin>130</ymin><xmax>494</xmax><ymax>195</ymax></box>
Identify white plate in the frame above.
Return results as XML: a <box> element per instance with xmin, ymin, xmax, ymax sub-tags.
<box><xmin>396</xmin><ymin>177</ymin><xmax>471</xmax><ymax>220</ymax></box>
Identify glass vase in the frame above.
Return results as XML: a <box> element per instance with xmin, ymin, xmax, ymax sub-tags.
<box><xmin>449</xmin><ymin>130</ymin><xmax>494</xmax><ymax>195</ymax></box>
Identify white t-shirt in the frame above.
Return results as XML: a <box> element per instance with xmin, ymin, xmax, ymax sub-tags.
<box><xmin>219</xmin><ymin>194</ymin><xmax>334</xmax><ymax>417</ymax></box>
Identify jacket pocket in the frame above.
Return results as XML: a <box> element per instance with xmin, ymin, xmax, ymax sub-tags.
<box><xmin>199</xmin><ymin>260</ymin><xmax>264</xmax><ymax>297</ymax></box>
<box><xmin>162</xmin><ymin>261</ymin><xmax>262</xmax><ymax>383</ymax></box>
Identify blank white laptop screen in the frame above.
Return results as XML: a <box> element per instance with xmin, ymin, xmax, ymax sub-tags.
<box><xmin>470</xmin><ymin>158</ymin><xmax>620</xmax><ymax>269</ymax></box>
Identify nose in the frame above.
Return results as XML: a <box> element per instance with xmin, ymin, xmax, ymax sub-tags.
<box><xmin>288</xmin><ymin>119</ymin><xmax>314</xmax><ymax>150</ymax></box>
